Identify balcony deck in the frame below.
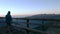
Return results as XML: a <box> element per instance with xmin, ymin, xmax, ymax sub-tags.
<box><xmin>0</xmin><ymin>17</ymin><xmax>60</xmax><ymax>34</ymax></box>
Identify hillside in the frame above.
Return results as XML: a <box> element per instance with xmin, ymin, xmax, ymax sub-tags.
<box><xmin>26</xmin><ymin>14</ymin><xmax>60</xmax><ymax>19</ymax></box>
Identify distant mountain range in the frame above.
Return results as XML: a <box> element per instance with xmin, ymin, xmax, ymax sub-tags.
<box><xmin>1</xmin><ymin>14</ymin><xmax>60</xmax><ymax>19</ymax></box>
<box><xmin>26</xmin><ymin>14</ymin><xmax>60</xmax><ymax>19</ymax></box>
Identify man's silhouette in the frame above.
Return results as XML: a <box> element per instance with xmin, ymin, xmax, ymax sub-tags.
<box><xmin>5</xmin><ymin>11</ymin><xmax>12</xmax><ymax>27</ymax></box>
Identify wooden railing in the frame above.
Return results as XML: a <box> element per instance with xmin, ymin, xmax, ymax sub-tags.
<box><xmin>0</xmin><ymin>17</ymin><xmax>60</xmax><ymax>34</ymax></box>
<box><xmin>13</xmin><ymin>18</ymin><xmax>60</xmax><ymax>34</ymax></box>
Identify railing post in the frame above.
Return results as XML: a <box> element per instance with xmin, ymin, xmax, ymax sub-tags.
<box><xmin>42</xmin><ymin>20</ymin><xmax>44</xmax><ymax>31</ymax></box>
<box><xmin>26</xmin><ymin>19</ymin><xmax>29</xmax><ymax>34</ymax></box>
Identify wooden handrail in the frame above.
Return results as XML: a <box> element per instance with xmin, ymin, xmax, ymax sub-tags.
<box><xmin>0</xmin><ymin>17</ymin><xmax>60</xmax><ymax>21</ymax></box>
<box><xmin>13</xmin><ymin>18</ymin><xmax>60</xmax><ymax>21</ymax></box>
<box><xmin>12</xmin><ymin>24</ymin><xmax>47</xmax><ymax>34</ymax></box>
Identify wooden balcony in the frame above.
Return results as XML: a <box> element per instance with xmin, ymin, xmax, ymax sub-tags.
<box><xmin>0</xmin><ymin>17</ymin><xmax>60</xmax><ymax>34</ymax></box>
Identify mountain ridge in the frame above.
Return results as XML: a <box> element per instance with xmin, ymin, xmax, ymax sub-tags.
<box><xmin>26</xmin><ymin>14</ymin><xmax>60</xmax><ymax>19</ymax></box>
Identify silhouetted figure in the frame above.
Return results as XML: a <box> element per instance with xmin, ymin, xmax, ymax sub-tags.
<box><xmin>5</xmin><ymin>11</ymin><xmax>12</xmax><ymax>27</ymax></box>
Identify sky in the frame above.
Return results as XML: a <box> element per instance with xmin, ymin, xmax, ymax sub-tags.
<box><xmin>0</xmin><ymin>0</ymin><xmax>60</xmax><ymax>17</ymax></box>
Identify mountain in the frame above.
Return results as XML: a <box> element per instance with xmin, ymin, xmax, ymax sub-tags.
<box><xmin>26</xmin><ymin>14</ymin><xmax>60</xmax><ymax>19</ymax></box>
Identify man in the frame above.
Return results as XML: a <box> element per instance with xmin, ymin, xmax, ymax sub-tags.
<box><xmin>5</xmin><ymin>11</ymin><xmax>12</xmax><ymax>27</ymax></box>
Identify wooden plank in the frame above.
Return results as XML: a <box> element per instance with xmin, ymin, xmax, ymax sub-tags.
<box><xmin>13</xmin><ymin>18</ymin><xmax>60</xmax><ymax>21</ymax></box>
<box><xmin>12</xmin><ymin>25</ymin><xmax>47</xmax><ymax>34</ymax></box>
<box><xmin>0</xmin><ymin>17</ymin><xmax>60</xmax><ymax>21</ymax></box>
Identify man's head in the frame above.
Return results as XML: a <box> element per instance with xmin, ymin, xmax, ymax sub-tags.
<box><xmin>8</xmin><ymin>11</ymin><xmax>10</xmax><ymax>15</ymax></box>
